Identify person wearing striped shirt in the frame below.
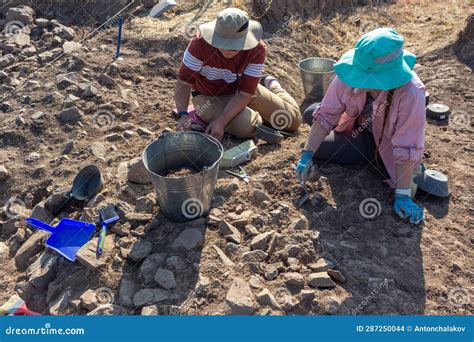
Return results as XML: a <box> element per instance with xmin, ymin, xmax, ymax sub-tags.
<box><xmin>175</xmin><ymin>8</ymin><xmax>301</xmax><ymax>140</ymax></box>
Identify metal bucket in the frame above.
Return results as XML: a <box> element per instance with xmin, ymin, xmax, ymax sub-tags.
<box><xmin>142</xmin><ymin>132</ymin><xmax>224</xmax><ymax>222</ymax></box>
<box><xmin>299</xmin><ymin>57</ymin><xmax>336</xmax><ymax>102</ymax></box>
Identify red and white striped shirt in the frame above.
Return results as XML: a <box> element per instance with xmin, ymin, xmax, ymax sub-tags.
<box><xmin>178</xmin><ymin>33</ymin><xmax>266</xmax><ymax>96</ymax></box>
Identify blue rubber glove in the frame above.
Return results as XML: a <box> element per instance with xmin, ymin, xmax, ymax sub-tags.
<box><xmin>393</xmin><ymin>195</ymin><xmax>424</xmax><ymax>225</ymax></box>
<box><xmin>296</xmin><ymin>150</ymin><xmax>314</xmax><ymax>182</ymax></box>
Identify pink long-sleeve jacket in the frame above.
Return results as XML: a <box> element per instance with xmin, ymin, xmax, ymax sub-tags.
<box><xmin>313</xmin><ymin>73</ymin><xmax>426</xmax><ymax>187</ymax></box>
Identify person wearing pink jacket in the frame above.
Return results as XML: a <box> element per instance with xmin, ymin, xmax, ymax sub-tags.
<box><xmin>296</xmin><ymin>28</ymin><xmax>426</xmax><ymax>225</ymax></box>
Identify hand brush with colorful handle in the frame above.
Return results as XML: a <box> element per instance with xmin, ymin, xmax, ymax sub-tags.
<box><xmin>97</xmin><ymin>205</ymin><xmax>120</xmax><ymax>255</ymax></box>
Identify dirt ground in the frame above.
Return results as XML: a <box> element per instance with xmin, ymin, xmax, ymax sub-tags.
<box><xmin>0</xmin><ymin>0</ymin><xmax>472</xmax><ymax>315</ymax></box>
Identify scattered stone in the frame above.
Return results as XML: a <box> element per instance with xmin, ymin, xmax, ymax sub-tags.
<box><xmin>135</xmin><ymin>196</ymin><xmax>154</xmax><ymax>213</ymax></box>
<box><xmin>251</xmin><ymin>189</ymin><xmax>271</xmax><ymax>205</ymax></box>
<box><xmin>26</xmin><ymin>252</ymin><xmax>57</xmax><ymax>288</ymax></box>
<box><xmin>256</xmin><ymin>288</ymin><xmax>281</xmax><ymax>309</ymax></box>
<box><xmin>49</xmin><ymin>288</ymin><xmax>72</xmax><ymax>315</ymax></box>
<box><xmin>0</xmin><ymin>54</ymin><xmax>16</xmax><ymax>68</ymax></box>
<box><xmin>245</xmin><ymin>276</ymin><xmax>261</xmax><ymax>291</ymax></box>
<box><xmin>58</xmin><ymin>106</ymin><xmax>83</xmax><ymax>124</ymax></box>
<box><xmin>99</xmin><ymin>73</ymin><xmax>116</xmax><ymax>87</ymax></box>
<box><xmin>82</xmin><ymin>85</ymin><xmax>99</xmax><ymax>98</ymax></box>
<box><xmin>63</xmin><ymin>41</ymin><xmax>82</xmax><ymax>54</ymax></box>
<box><xmin>128</xmin><ymin>157</ymin><xmax>151</xmax><ymax>184</ymax></box>
<box><xmin>76</xmin><ymin>236</ymin><xmax>113</xmax><ymax>269</ymax></box>
<box><xmin>225</xmin><ymin>278</ymin><xmax>255</xmax><ymax>315</ymax></box>
<box><xmin>87</xmin><ymin>304</ymin><xmax>127</xmax><ymax>316</ymax></box>
<box><xmin>309</xmin><ymin>258</ymin><xmax>335</xmax><ymax>272</ymax></box>
<box><xmin>264</xmin><ymin>264</ymin><xmax>279</xmax><ymax>280</ymax></box>
<box><xmin>14</xmin><ymin>231</ymin><xmax>48</xmax><ymax>271</ymax></box>
<box><xmin>29</xmin><ymin>201</ymin><xmax>49</xmax><ymax>222</ymax></box>
<box><xmin>62</xmin><ymin>140</ymin><xmax>75</xmax><ymax>155</ymax></box>
<box><xmin>6</xmin><ymin>6</ymin><xmax>35</xmax><ymax>25</ymax></box>
<box><xmin>289</xmin><ymin>216</ymin><xmax>309</xmax><ymax>230</ymax></box>
<box><xmin>218</xmin><ymin>220</ymin><xmax>241</xmax><ymax>244</ymax></box>
<box><xmin>63</xmin><ymin>94</ymin><xmax>80</xmax><ymax>107</ymax></box>
<box><xmin>27</xmin><ymin>152</ymin><xmax>41</xmax><ymax>162</ymax></box>
<box><xmin>212</xmin><ymin>245</ymin><xmax>234</xmax><ymax>267</ymax></box>
<box><xmin>137</xmin><ymin>127</ymin><xmax>153</xmax><ymax>136</ymax></box>
<box><xmin>242</xmin><ymin>250</ymin><xmax>268</xmax><ymax>262</ymax></box>
<box><xmin>80</xmin><ymin>289</ymin><xmax>98</xmax><ymax>310</ymax></box>
<box><xmin>284</xmin><ymin>272</ymin><xmax>305</xmax><ymax>288</ymax></box>
<box><xmin>250</xmin><ymin>230</ymin><xmax>275</xmax><ymax>251</ymax></box>
<box><xmin>0</xmin><ymin>242</ymin><xmax>8</xmax><ymax>261</ymax></box>
<box><xmin>140</xmin><ymin>253</ymin><xmax>165</xmax><ymax>284</ymax></box>
<box><xmin>299</xmin><ymin>290</ymin><xmax>316</xmax><ymax>304</ymax></box>
<box><xmin>288</xmin><ymin>245</ymin><xmax>302</xmax><ymax>257</ymax></box>
<box><xmin>166</xmin><ymin>256</ymin><xmax>179</xmax><ymax>269</ymax></box>
<box><xmin>171</xmin><ymin>228</ymin><xmax>204</xmax><ymax>251</ymax></box>
<box><xmin>105</xmin><ymin>133</ymin><xmax>122</xmax><ymax>142</ymax></box>
<box><xmin>133</xmin><ymin>289</ymin><xmax>154</xmax><ymax>308</ymax></box>
<box><xmin>0</xmin><ymin>165</ymin><xmax>10</xmax><ymax>181</ymax></box>
<box><xmin>323</xmin><ymin>296</ymin><xmax>342</xmax><ymax>315</ymax></box>
<box><xmin>308</xmin><ymin>272</ymin><xmax>337</xmax><ymax>288</ymax></box>
<box><xmin>327</xmin><ymin>269</ymin><xmax>346</xmax><ymax>283</ymax></box>
<box><xmin>128</xmin><ymin>241</ymin><xmax>153</xmax><ymax>262</ymax></box>
<box><xmin>123</xmin><ymin>212</ymin><xmax>152</xmax><ymax>225</ymax></box>
<box><xmin>53</xmin><ymin>24</ymin><xmax>75</xmax><ymax>40</ymax></box>
<box><xmin>119</xmin><ymin>279</ymin><xmax>136</xmax><ymax>307</ymax></box>
<box><xmin>154</xmin><ymin>268</ymin><xmax>176</xmax><ymax>289</ymax></box>
<box><xmin>141</xmin><ymin>305</ymin><xmax>158</xmax><ymax>315</ymax></box>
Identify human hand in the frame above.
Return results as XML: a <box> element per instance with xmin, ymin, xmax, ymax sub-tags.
<box><xmin>296</xmin><ymin>150</ymin><xmax>314</xmax><ymax>183</ymax></box>
<box><xmin>177</xmin><ymin>115</ymin><xmax>193</xmax><ymax>131</ymax></box>
<box><xmin>205</xmin><ymin>117</ymin><xmax>226</xmax><ymax>141</ymax></box>
<box><xmin>393</xmin><ymin>195</ymin><xmax>424</xmax><ymax>225</ymax></box>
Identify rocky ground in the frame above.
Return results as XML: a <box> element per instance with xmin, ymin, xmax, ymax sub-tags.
<box><xmin>0</xmin><ymin>1</ymin><xmax>473</xmax><ymax>316</ymax></box>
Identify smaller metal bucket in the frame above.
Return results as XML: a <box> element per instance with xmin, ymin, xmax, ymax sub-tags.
<box><xmin>142</xmin><ymin>132</ymin><xmax>224</xmax><ymax>222</ymax></box>
<box><xmin>299</xmin><ymin>57</ymin><xmax>336</xmax><ymax>102</ymax></box>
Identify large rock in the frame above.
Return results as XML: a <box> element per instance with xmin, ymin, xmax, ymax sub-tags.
<box><xmin>154</xmin><ymin>268</ymin><xmax>176</xmax><ymax>289</ymax></box>
<box><xmin>6</xmin><ymin>6</ymin><xmax>35</xmax><ymax>25</ymax></box>
<box><xmin>132</xmin><ymin>288</ymin><xmax>173</xmax><ymax>308</ymax></box>
<box><xmin>14</xmin><ymin>231</ymin><xmax>48</xmax><ymax>271</ymax></box>
<box><xmin>225</xmin><ymin>278</ymin><xmax>255</xmax><ymax>315</ymax></box>
<box><xmin>49</xmin><ymin>288</ymin><xmax>71</xmax><ymax>315</ymax></box>
<box><xmin>309</xmin><ymin>258</ymin><xmax>335</xmax><ymax>272</ymax></box>
<box><xmin>256</xmin><ymin>288</ymin><xmax>281</xmax><ymax>310</ymax></box>
<box><xmin>288</xmin><ymin>216</ymin><xmax>309</xmax><ymax>230</ymax></box>
<box><xmin>171</xmin><ymin>229</ymin><xmax>204</xmax><ymax>252</ymax></box>
<box><xmin>250</xmin><ymin>230</ymin><xmax>275</xmax><ymax>251</ymax></box>
<box><xmin>242</xmin><ymin>250</ymin><xmax>268</xmax><ymax>262</ymax></box>
<box><xmin>140</xmin><ymin>253</ymin><xmax>165</xmax><ymax>284</ymax></box>
<box><xmin>308</xmin><ymin>272</ymin><xmax>337</xmax><ymax>288</ymax></box>
<box><xmin>128</xmin><ymin>241</ymin><xmax>153</xmax><ymax>262</ymax></box>
<box><xmin>119</xmin><ymin>279</ymin><xmax>136</xmax><ymax>307</ymax></box>
<box><xmin>284</xmin><ymin>272</ymin><xmax>305</xmax><ymax>288</ymax></box>
<box><xmin>218</xmin><ymin>220</ymin><xmax>241</xmax><ymax>244</ymax></box>
<box><xmin>128</xmin><ymin>157</ymin><xmax>151</xmax><ymax>184</ymax></box>
<box><xmin>0</xmin><ymin>54</ymin><xmax>16</xmax><ymax>68</ymax></box>
<box><xmin>80</xmin><ymin>289</ymin><xmax>98</xmax><ymax>310</ymax></box>
<box><xmin>26</xmin><ymin>252</ymin><xmax>57</xmax><ymax>289</ymax></box>
<box><xmin>58</xmin><ymin>106</ymin><xmax>83</xmax><ymax>124</ymax></box>
<box><xmin>76</xmin><ymin>236</ymin><xmax>113</xmax><ymax>269</ymax></box>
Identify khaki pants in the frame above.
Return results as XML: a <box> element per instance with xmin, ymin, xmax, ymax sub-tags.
<box><xmin>192</xmin><ymin>84</ymin><xmax>302</xmax><ymax>139</ymax></box>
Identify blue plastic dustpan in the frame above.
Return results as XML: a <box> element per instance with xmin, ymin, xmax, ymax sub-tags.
<box><xmin>26</xmin><ymin>218</ymin><xmax>96</xmax><ymax>262</ymax></box>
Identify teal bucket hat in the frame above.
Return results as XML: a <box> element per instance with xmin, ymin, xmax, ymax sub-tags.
<box><xmin>334</xmin><ymin>28</ymin><xmax>416</xmax><ymax>90</ymax></box>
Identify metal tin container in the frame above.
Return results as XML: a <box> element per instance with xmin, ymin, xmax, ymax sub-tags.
<box><xmin>299</xmin><ymin>57</ymin><xmax>336</xmax><ymax>102</ymax></box>
<box><xmin>142</xmin><ymin>132</ymin><xmax>223</xmax><ymax>222</ymax></box>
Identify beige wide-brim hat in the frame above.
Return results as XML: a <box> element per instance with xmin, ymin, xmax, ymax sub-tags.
<box><xmin>199</xmin><ymin>8</ymin><xmax>263</xmax><ymax>51</ymax></box>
